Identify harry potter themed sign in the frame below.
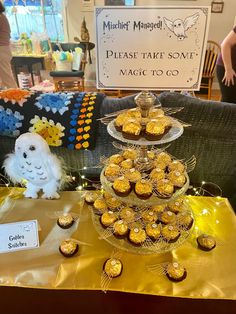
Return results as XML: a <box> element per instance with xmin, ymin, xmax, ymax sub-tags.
<box><xmin>95</xmin><ymin>6</ymin><xmax>211</xmax><ymax>90</ymax></box>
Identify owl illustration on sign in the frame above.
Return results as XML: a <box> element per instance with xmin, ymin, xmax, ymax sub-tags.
<box><xmin>3</xmin><ymin>133</ymin><xmax>63</xmax><ymax>199</ymax></box>
<box><xmin>163</xmin><ymin>13</ymin><xmax>199</xmax><ymax>40</ymax></box>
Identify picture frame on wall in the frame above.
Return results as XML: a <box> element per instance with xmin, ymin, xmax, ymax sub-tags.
<box><xmin>105</xmin><ymin>0</ymin><xmax>135</xmax><ymax>5</ymax></box>
<box><xmin>211</xmin><ymin>1</ymin><xmax>224</xmax><ymax>13</ymax></box>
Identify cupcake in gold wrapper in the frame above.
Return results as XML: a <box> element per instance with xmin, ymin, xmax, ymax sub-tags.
<box><xmin>168</xmin><ymin>170</ymin><xmax>186</xmax><ymax>188</ymax></box>
<box><xmin>168</xmin><ymin>197</ymin><xmax>185</xmax><ymax>213</ymax></box>
<box><xmin>84</xmin><ymin>191</ymin><xmax>100</xmax><ymax>205</ymax></box>
<box><xmin>104</xmin><ymin>163</ymin><xmax>121</xmax><ymax>180</ymax></box>
<box><xmin>177</xmin><ymin>211</ymin><xmax>194</xmax><ymax>230</ymax></box>
<box><xmin>93</xmin><ymin>197</ymin><xmax>108</xmax><ymax>214</ymax></box>
<box><xmin>149</xmin><ymin>168</ymin><xmax>166</xmax><ymax>182</ymax></box>
<box><xmin>113</xmin><ymin>219</ymin><xmax>129</xmax><ymax>237</ymax></box>
<box><xmin>122</xmin><ymin>119</ymin><xmax>142</xmax><ymax>140</ymax></box>
<box><xmin>106</xmin><ymin>197</ymin><xmax>122</xmax><ymax>210</ymax></box>
<box><xmin>148</xmin><ymin>108</ymin><xmax>165</xmax><ymax>119</ymax></box>
<box><xmin>162</xmin><ymin>224</ymin><xmax>180</xmax><ymax>243</ymax></box>
<box><xmin>109</xmin><ymin>154</ymin><xmax>124</xmax><ymax>165</ymax></box>
<box><xmin>112</xmin><ymin>176</ymin><xmax>132</xmax><ymax>197</ymax></box>
<box><xmin>168</xmin><ymin>160</ymin><xmax>185</xmax><ymax>173</ymax></box>
<box><xmin>114</xmin><ymin>112</ymin><xmax>128</xmax><ymax>131</ymax></box>
<box><xmin>122</xmin><ymin>148</ymin><xmax>138</xmax><ymax>160</ymax></box>
<box><xmin>103</xmin><ymin>258</ymin><xmax>123</xmax><ymax>278</ymax></box>
<box><xmin>129</xmin><ymin>226</ymin><xmax>147</xmax><ymax>246</ymax></box>
<box><xmin>120</xmin><ymin>158</ymin><xmax>133</xmax><ymax>170</ymax></box>
<box><xmin>160</xmin><ymin>210</ymin><xmax>177</xmax><ymax>225</ymax></box>
<box><xmin>59</xmin><ymin>239</ymin><xmax>79</xmax><ymax>257</ymax></box>
<box><xmin>124</xmin><ymin>168</ymin><xmax>142</xmax><ymax>187</ymax></box>
<box><xmin>100</xmin><ymin>210</ymin><xmax>118</xmax><ymax>227</ymax></box>
<box><xmin>165</xmin><ymin>262</ymin><xmax>187</xmax><ymax>282</ymax></box>
<box><xmin>155</xmin><ymin>152</ymin><xmax>172</xmax><ymax>165</ymax></box>
<box><xmin>156</xmin><ymin>179</ymin><xmax>174</xmax><ymax>198</ymax></box>
<box><xmin>135</xmin><ymin>179</ymin><xmax>153</xmax><ymax>199</ymax></box>
<box><xmin>145</xmin><ymin>223</ymin><xmax>161</xmax><ymax>241</ymax></box>
<box><xmin>119</xmin><ymin>206</ymin><xmax>136</xmax><ymax>223</ymax></box>
<box><xmin>145</xmin><ymin>119</ymin><xmax>166</xmax><ymax>141</ymax></box>
<box><xmin>197</xmin><ymin>234</ymin><xmax>216</xmax><ymax>251</ymax></box>
<box><xmin>141</xmin><ymin>210</ymin><xmax>158</xmax><ymax>223</ymax></box>
<box><xmin>57</xmin><ymin>213</ymin><xmax>75</xmax><ymax>229</ymax></box>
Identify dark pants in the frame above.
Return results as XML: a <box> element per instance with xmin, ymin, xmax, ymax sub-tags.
<box><xmin>216</xmin><ymin>64</ymin><xmax>236</xmax><ymax>103</ymax></box>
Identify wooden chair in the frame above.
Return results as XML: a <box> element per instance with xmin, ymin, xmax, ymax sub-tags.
<box><xmin>200</xmin><ymin>40</ymin><xmax>221</xmax><ymax>100</ymax></box>
<box><xmin>50</xmin><ymin>42</ymin><xmax>94</xmax><ymax>92</ymax></box>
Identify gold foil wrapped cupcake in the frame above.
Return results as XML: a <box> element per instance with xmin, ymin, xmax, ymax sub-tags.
<box><xmin>145</xmin><ymin>119</ymin><xmax>166</xmax><ymax>140</ymax></box>
<box><xmin>57</xmin><ymin>213</ymin><xmax>75</xmax><ymax>229</ymax></box>
<box><xmin>177</xmin><ymin>211</ymin><xmax>194</xmax><ymax>230</ymax></box>
<box><xmin>168</xmin><ymin>197</ymin><xmax>185</xmax><ymax>213</ymax></box>
<box><xmin>135</xmin><ymin>179</ymin><xmax>153</xmax><ymax>199</ymax></box>
<box><xmin>168</xmin><ymin>170</ymin><xmax>186</xmax><ymax>187</ymax></box>
<box><xmin>160</xmin><ymin>210</ymin><xmax>177</xmax><ymax>224</ymax></box>
<box><xmin>84</xmin><ymin>191</ymin><xmax>99</xmax><ymax>205</ymax></box>
<box><xmin>103</xmin><ymin>258</ymin><xmax>123</xmax><ymax>278</ymax></box>
<box><xmin>112</xmin><ymin>176</ymin><xmax>131</xmax><ymax>197</ymax></box>
<box><xmin>149</xmin><ymin>168</ymin><xmax>166</xmax><ymax>182</ymax></box>
<box><xmin>119</xmin><ymin>206</ymin><xmax>136</xmax><ymax>223</ymax></box>
<box><xmin>168</xmin><ymin>160</ymin><xmax>185</xmax><ymax>173</ymax></box>
<box><xmin>106</xmin><ymin>197</ymin><xmax>122</xmax><ymax>210</ymax></box>
<box><xmin>122</xmin><ymin>148</ymin><xmax>138</xmax><ymax>160</ymax></box>
<box><xmin>156</xmin><ymin>179</ymin><xmax>174</xmax><ymax>197</ymax></box>
<box><xmin>148</xmin><ymin>108</ymin><xmax>165</xmax><ymax>119</ymax></box>
<box><xmin>155</xmin><ymin>152</ymin><xmax>172</xmax><ymax>165</ymax></box>
<box><xmin>166</xmin><ymin>262</ymin><xmax>187</xmax><ymax>282</ymax></box>
<box><xmin>120</xmin><ymin>158</ymin><xmax>133</xmax><ymax>170</ymax></box>
<box><xmin>104</xmin><ymin>163</ymin><xmax>121</xmax><ymax>179</ymax></box>
<box><xmin>162</xmin><ymin>224</ymin><xmax>180</xmax><ymax>242</ymax></box>
<box><xmin>197</xmin><ymin>234</ymin><xmax>216</xmax><ymax>251</ymax></box>
<box><xmin>100</xmin><ymin>210</ymin><xmax>118</xmax><ymax>227</ymax></box>
<box><xmin>145</xmin><ymin>223</ymin><xmax>161</xmax><ymax>240</ymax></box>
<box><xmin>114</xmin><ymin>112</ymin><xmax>128</xmax><ymax>131</ymax></box>
<box><xmin>129</xmin><ymin>227</ymin><xmax>147</xmax><ymax>245</ymax></box>
<box><xmin>124</xmin><ymin>168</ymin><xmax>142</xmax><ymax>186</ymax></box>
<box><xmin>141</xmin><ymin>210</ymin><xmax>158</xmax><ymax>223</ymax></box>
<box><xmin>122</xmin><ymin>119</ymin><xmax>142</xmax><ymax>140</ymax></box>
<box><xmin>113</xmin><ymin>219</ymin><xmax>129</xmax><ymax>237</ymax></box>
<box><xmin>59</xmin><ymin>239</ymin><xmax>79</xmax><ymax>257</ymax></box>
<box><xmin>109</xmin><ymin>154</ymin><xmax>124</xmax><ymax>165</ymax></box>
<box><xmin>93</xmin><ymin>197</ymin><xmax>108</xmax><ymax>213</ymax></box>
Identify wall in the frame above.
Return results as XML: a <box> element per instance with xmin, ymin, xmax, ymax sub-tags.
<box><xmin>65</xmin><ymin>0</ymin><xmax>236</xmax><ymax>87</ymax></box>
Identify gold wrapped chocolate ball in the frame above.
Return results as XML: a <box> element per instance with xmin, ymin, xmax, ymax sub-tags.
<box><xmin>112</xmin><ymin>176</ymin><xmax>131</xmax><ymax>197</ymax></box>
<box><xmin>162</xmin><ymin>224</ymin><xmax>180</xmax><ymax>243</ymax></box>
<box><xmin>165</xmin><ymin>262</ymin><xmax>187</xmax><ymax>282</ymax></box>
<box><xmin>160</xmin><ymin>210</ymin><xmax>177</xmax><ymax>224</ymax></box>
<box><xmin>100</xmin><ymin>211</ymin><xmax>118</xmax><ymax>227</ymax></box>
<box><xmin>145</xmin><ymin>223</ymin><xmax>161</xmax><ymax>241</ymax></box>
<box><xmin>59</xmin><ymin>239</ymin><xmax>79</xmax><ymax>257</ymax></box>
<box><xmin>168</xmin><ymin>170</ymin><xmax>186</xmax><ymax>188</ymax></box>
<box><xmin>93</xmin><ymin>197</ymin><xmax>108</xmax><ymax>213</ymax></box>
<box><xmin>129</xmin><ymin>227</ymin><xmax>147</xmax><ymax>246</ymax></box>
<box><xmin>104</xmin><ymin>258</ymin><xmax>123</xmax><ymax>278</ymax></box>
<box><xmin>119</xmin><ymin>206</ymin><xmax>136</xmax><ymax>223</ymax></box>
<box><xmin>113</xmin><ymin>219</ymin><xmax>129</xmax><ymax>237</ymax></box>
<box><xmin>57</xmin><ymin>213</ymin><xmax>75</xmax><ymax>229</ymax></box>
<box><xmin>197</xmin><ymin>234</ymin><xmax>216</xmax><ymax>251</ymax></box>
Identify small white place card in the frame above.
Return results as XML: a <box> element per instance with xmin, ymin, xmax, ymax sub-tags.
<box><xmin>0</xmin><ymin>220</ymin><xmax>39</xmax><ymax>254</ymax></box>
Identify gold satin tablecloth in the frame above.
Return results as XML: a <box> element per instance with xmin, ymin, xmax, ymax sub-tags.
<box><xmin>0</xmin><ymin>187</ymin><xmax>236</xmax><ymax>300</ymax></box>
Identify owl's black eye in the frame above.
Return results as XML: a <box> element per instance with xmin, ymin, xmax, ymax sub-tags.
<box><xmin>29</xmin><ymin>145</ymin><xmax>36</xmax><ymax>151</ymax></box>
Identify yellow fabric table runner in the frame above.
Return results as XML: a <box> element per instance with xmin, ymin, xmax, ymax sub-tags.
<box><xmin>0</xmin><ymin>187</ymin><xmax>236</xmax><ymax>300</ymax></box>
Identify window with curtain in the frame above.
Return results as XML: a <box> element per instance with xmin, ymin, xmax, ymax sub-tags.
<box><xmin>3</xmin><ymin>0</ymin><xmax>64</xmax><ymax>41</ymax></box>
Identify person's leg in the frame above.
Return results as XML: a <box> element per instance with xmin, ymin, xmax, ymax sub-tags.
<box><xmin>216</xmin><ymin>64</ymin><xmax>236</xmax><ymax>103</ymax></box>
<box><xmin>0</xmin><ymin>45</ymin><xmax>17</xmax><ymax>89</ymax></box>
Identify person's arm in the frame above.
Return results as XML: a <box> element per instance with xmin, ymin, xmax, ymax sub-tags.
<box><xmin>221</xmin><ymin>29</ymin><xmax>236</xmax><ymax>86</ymax></box>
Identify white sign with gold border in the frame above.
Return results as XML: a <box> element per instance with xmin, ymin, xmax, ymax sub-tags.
<box><xmin>95</xmin><ymin>6</ymin><xmax>211</xmax><ymax>90</ymax></box>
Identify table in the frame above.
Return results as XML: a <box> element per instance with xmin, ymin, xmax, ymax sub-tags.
<box><xmin>11</xmin><ymin>55</ymin><xmax>46</xmax><ymax>86</ymax></box>
<box><xmin>0</xmin><ymin>188</ymin><xmax>236</xmax><ymax>313</ymax></box>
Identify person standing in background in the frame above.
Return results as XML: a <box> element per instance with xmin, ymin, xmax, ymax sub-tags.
<box><xmin>216</xmin><ymin>25</ymin><xmax>236</xmax><ymax>103</ymax></box>
<box><xmin>0</xmin><ymin>2</ymin><xmax>17</xmax><ymax>89</ymax></box>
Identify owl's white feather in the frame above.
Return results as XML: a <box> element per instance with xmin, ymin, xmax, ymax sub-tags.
<box><xmin>3</xmin><ymin>132</ymin><xmax>63</xmax><ymax>199</ymax></box>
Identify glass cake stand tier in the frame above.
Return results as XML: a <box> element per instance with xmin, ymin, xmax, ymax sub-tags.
<box><xmin>100</xmin><ymin>169</ymin><xmax>190</xmax><ymax>207</ymax></box>
<box><xmin>91</xmin><ymin>206</ymin><xmax>194</xmax><ymax>255</ymax></box>
<box><xmin>107</xmin><ymin>117</ymin><xmax>183</xmax><ymax>146</ymax></box>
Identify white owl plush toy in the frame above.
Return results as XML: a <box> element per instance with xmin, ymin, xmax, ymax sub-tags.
<box><xmin>3</xmin><ymin>132</ymin><xmax>63</xmax><ymax>199</ymax></box>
